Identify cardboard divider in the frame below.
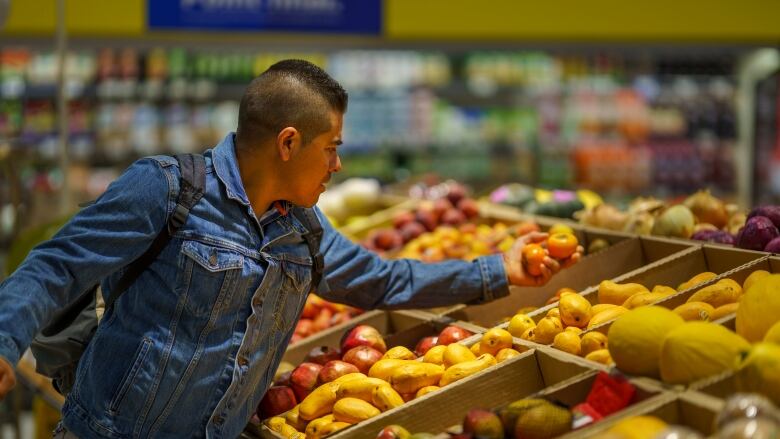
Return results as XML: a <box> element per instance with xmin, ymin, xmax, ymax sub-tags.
<box><xmin>579</xmin><ymin>392</ymin><xmax>724</xmax><ymax>438</ymax></box>
<box><xmin>283</xmin><ymin>310</ymin><xmax>433</xmax><ymax>364</ymax></box>
<box><xmin>444</xmin><ymin>237</ymin><xmax>694</xmax><ymax>328</ymax></box>
<box><xmin>250</xmin><ymin>347</ymin><xmax>596</xmax><ymax>438</ymax></box>
<box><xmin>690</xmin><ymin>370</ymin><xmax>738</xmax><ymax>401</ymax></box>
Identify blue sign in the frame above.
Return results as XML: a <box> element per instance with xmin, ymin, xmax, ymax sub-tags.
<box><xmin>148</xmin><ymin>0</ymin><xmax>382</xmax><ymax>35</ymax></box>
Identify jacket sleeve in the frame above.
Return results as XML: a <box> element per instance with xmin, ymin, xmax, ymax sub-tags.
<box><xmin>313</xmin><ymin>207</ymin><xmax>509</xmax><ymax>310</ymax></box>
<box><xmin>0</xmin><ymin>158</ymin><xmax>171</xmax><ymax>366</ymax></box>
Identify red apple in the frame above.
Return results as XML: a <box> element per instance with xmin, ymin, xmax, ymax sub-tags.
<box><xmin>374</xmin><ymin>229</ymin><xmax>403</xmax><ymax>251</ymax></box>
<box><xmin>392</xmin><ymin>211</ymin><xmax>416</xmax><ymax>230</ymax></box>
<box><xmin>290</xmin><ymin>362</ymin><xmax>322</xmax><ymax>401</ymax></box>
<box><xmin>399</xmin><ymin>221</ymin><xmax>426</xmax><ymax>243</ymax></box>
<box><xmin>457</xmin><ymin>198</ymin><xmax>480</xmax><ymax>219</ymax></box>
<box><xmin>342</xmin><ymin>346</ymin><xmax>383</xmax><ymax>374</ymax></box>
<box><xmin>437</xmin><ymin>325</ymin><xmax>474</xmax><ymax>346</ymax></box>
<box><xmin>340</xmin><ymin>325</ymin><xmax>387</xmax><ymax>353</ymax></box>
<box><xmin>414</xmin><ymin>336</ymin><xmax>438</xmax><ymax>356</ymax></box>
<box><xmin>274</xmin><ymin>370</ymin><xmax>292</xmax><ymax>387</ymax></box>
<box><xmin>295</xmin><ymin>319</ymin><xmax>314</xmax><ymax>337</ymax></box>
<box><xmin>312</xmin><ymin>307</ymin><xmax>333</xmax><ymax>332</ymax></box>
<box><xmin>415</xmin><ymin>210</ymin><xmax>438</xmax><ymax>232</ymax></box>
<box><xmin>376</xmin><ymin>425</ymin><xmax>411</xmax><ymax>439</ymax></box>
<box><xmin>258</xmin><ymin>385</ymin><xmax>297</xmax><ymax>419</ymax></box>
<box><xmin>318</xmin><ymin>360</ymin><xmax>360</xmax><ymax>384</ymax></box>
<box><xmin>441</xmin><ymin>208</ymin><xmax>467</xmax><ymax>226</ymax></box>
<box><xmin>433</xmin><ymin>198</ymin><xmax>454</xmax><ymax>221</ymax></box>
<box><xmin>304</xmin><ymin>346</ymin><xmax>341</xmax><ymax>366</ymax></box>
<box><xmin>446</xmin><ymin>184</ymin><xmax>468</xmax><ymax>206</ymax></box>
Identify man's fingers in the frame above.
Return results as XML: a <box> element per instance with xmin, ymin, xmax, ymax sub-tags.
<box><xmin>543</xmin><ymin>256</ymin><xmax>561</xmax><ymax>274</ymax></box>
<box><xmin>0</xmin><ymin>372</ymin><xmax>16</xmax><ymax>400</ymax></box>
<box><xmin>523</xmin><ymin>232</ymin><xmax>549</xmax><ymax>244</ymax></box>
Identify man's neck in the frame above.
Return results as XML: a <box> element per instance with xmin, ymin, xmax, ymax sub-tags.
<box><xmin>236</xmin><ymin>147</ymin><xmax>285</xmax><ymax>216</ymax></box>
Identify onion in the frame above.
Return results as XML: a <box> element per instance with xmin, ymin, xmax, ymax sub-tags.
<box><xmin>683</xmin><ymin>190</ymin><xmax>728</xmax><ymax>229</ymax></box>
<box><xmin>652</xmin><ymin>205</ymin><xmax>696</xmax><ymax>238</ymax></box>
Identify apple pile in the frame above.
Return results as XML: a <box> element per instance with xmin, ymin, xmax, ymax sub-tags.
<box><xmin>258</xmin><ymin>324</ymin><xmax>484</xmax><ymax>437</ymax></box>
<box><xmin>291</xmin><ymin>295</ymin><xmax>363</xmax><ymax>344</ymax></box>
<box><xmin>362</xmin><ymin>188</ymin><xmax>481</xmax><ymax>254</ymax></box>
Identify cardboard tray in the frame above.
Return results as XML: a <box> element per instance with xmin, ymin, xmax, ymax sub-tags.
<box><xmin>579</xmin><ymin>392</ymin><xmax>724</xmax><ymax>438</ymax></box>
<box><xmin>250</xmin><ymin>346</ymin><xmax>596</xmax><ymax>439</ymax></box>
<box><xmin>446</xmin><ymin>236</ymin><xmax>696</xmax><ymax>329</ymax></box>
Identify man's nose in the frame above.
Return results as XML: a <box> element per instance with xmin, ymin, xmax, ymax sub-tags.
<box><xmin>330</xmin><ymin>155</ymin><xmax>342</xmax><ymax>173</ymax></box>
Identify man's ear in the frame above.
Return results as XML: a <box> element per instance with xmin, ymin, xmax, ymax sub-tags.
<box><xmin>277</xmin><ymin>127</ymin><xmax>301</xmax><ymax>161</ymax></box>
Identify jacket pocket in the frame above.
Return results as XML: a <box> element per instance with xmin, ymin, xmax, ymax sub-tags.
<box><xmin>178</xmin><ymin>240</ymin><xmax>244</xmax><ymax>319</ymax></box>
<box><xmin>109</xmin><ymin>337</ymin><xmax>152</xmax><ymax>414</ymax></box>
<box><xmin>281</xmin><ymin>258</ymin><xmax>312</xmax><ymax>295</ymax></box>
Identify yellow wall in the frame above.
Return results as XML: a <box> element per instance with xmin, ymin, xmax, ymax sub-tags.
<box><xmin>3</xmin><ymin>0</ymin><xmax>779</xmax><ymax>42</ymax></box>
<box><xmin>386</xmin><ymin>0</ymin><xmax>780</xmax><ymax>42</ymax></box>
<box><xmin>3</xmin><ymin>0</ymin><xmax>144</xmax><ymax>36</ymax></box>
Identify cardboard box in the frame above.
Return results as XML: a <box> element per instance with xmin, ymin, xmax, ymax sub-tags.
<box><xmin>579</xmin><ymin>392</ymin><xmax>724</xmax><ymax>438</ymax></box>
<box><xmin>249</xmin><ymin>347</ymin><xmax>596</xmax><ymax>439</ymax></box>
<box><xmin>446</xmin><ymin>237</ymin><xmax>695</xmax><ymax>329</ymax></box>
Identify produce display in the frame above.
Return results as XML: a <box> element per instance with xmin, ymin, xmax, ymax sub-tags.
<box><xmin>490</xmin><ymin>184</ymin><xmax>603</xmax><ymax>220</ymax></box>
<box><xmin>575</xmin><ymin>190</ymin><xmax>748</xmax><ymax>243</ymax></box>
<box><xmin>260</xmin><ymin>323</ymin><xmax>527</xmax><ymax>437</ymax></box>
<box><xmin>380</xmin><ymin>372</ymin><xmax>643</xmax><ymax>439</ymax></box>
<box><xmin>291</xmin><ymin>295</ymin><xmax>364</xmax><ymax>345</ymax></box>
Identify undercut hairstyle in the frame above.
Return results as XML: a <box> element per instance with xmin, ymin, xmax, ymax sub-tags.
<box><xmin>236</xmin><ymin>59</ymin><xmax>347</xmax><ymax>150</ymax></box>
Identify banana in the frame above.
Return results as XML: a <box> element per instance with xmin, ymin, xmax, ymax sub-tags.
<box><xmin>333</xmin><ymin>372</ymin><xmax>366</xmax><ymax>384</ymax></box>
<box><xmin>678</xmin><ymin>272</ymin><xmax>717</xmax><ymax>291</ymax></box>
<box><xmin>317</xmin><ymin>421</ymin><xmax>351</xmax><ymax>436</ymax></box>
<box><xmin>336</xmin><ymin>377</ymin><xmax>389</xmax><ymax>402</ymax></box>
<box><xmin>382</xmin><ymin>346</ymin><xmax>416</xmax><ymax>360</ymax></box>
<box><xmin>266</xmin><ymin>416</ymin><xmax>287</xmax><ymax>433</ymax></box>
<box><xmin>371</xmin><ymin>384</ymin><xmax>405</xmax><ymax>411</ymax></box>
<box><xmin>442</xmin><ymin>343</ymin><xmax>477</xmax><ymax>368</ymax></box>
<box><xmin>584</xmin><ymin>349</ymin><xmax>613</xmax><ymax>365</ymax></box>
<box><xmin>439</xmin><ymin>354</ymin><xmax>497</xmax><ymax>386</ymax></box>
<box><xmin>332</xmin><ymin>397</ymin><xmax>381</xmax><ymax>424</ymax></box>
<box><xmin>587</xmin><ymin>306</ymin><xmax>628</xmax><ymax>329</ymax></box>
<box><xmin>686</xmin><ymin>280</ymin><xmax>740</xmax><ymax>308</ymax></box>
<box><xmin>674</xmin><ymin>301</ymin><xmax>714</xmax><ymax>321</ymax></box>
<box><xmin>305</xmin><ymin>415</ymin><xmax>335</xmax><ymax>438</ymax></box>
<box><xmin>368</xmin><ymin>359</ymin><xmax>413</xmax><ymax>382</ymax></box>
<box><xmin>598</xmin><ymin>281</ymin><xmax>649</xmax><ymax>306</ymax></box>
<box><xmin>415</xmin><ymin>385</ymin><xmax>440</xmax><ymax>398</ymax></box>
<box><xmin>622</xmin><ymin>292</ymin><xmax>668</xmax><ymax>309</ymax></box>
<box><xmin>283</xmin><ymin>405</ymin><xmax>306</xmax><ymax>432</ymax></box>
<box><xmin>711</xmin><ymin>303</ymin><xmax>739</xmax><ymax>321</ymax></box>
<box><xmin>389</xmin><ymin>362</ymin><xmax>445</xmax><ymax>394</ymax></box>
<box><xmin>299</xmin><ymin>382</ymin><xmax>340</xmax><ymax>421</ymax></box>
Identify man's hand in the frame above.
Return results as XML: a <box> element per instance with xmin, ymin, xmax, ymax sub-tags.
<box><xmin>0</xmin><ymin>357</ymin><xmax>16</xmax><ymax>401</ymax></box>
<box><xmin>503</xmin><ymin>232</ymin><xmax>584</xmax><ymax>287</ymax></box>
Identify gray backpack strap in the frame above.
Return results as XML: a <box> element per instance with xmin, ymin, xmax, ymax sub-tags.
<box><xmin>292</xmin><ymin>207</ymin><xmax>326</xmax><ymax>293</ymax></box>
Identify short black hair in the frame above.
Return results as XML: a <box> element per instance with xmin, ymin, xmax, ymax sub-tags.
<box><xmin>236</xmin><ymin>59</ymin><xmax>347</xmax><ymax>149</ymax></box>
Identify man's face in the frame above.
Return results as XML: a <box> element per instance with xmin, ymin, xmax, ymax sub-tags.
<box><xmin>287</xmin><ymin>111</ymin><xmax>343</xmax><ymax>207</ymax></box>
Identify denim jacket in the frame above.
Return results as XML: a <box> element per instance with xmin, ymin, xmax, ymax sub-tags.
<box><xmin>0</xmin><ymin>133</ymin><xmax>509</xmax><ymax>438</ymax></box>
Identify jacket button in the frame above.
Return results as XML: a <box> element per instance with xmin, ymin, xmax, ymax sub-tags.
<box><xmin>209</xmin><ymin>252</ymin><xmax>218</xmax><ymax>265</ymax></box>
<box><xmin>238</xmin><ymin>357</ymin><xmax>248</xmax><ymax>367</ymax></box>
<box><xmin>213</xmin><ymin>416</ymin><xmax>224</xmax><ymax>426</ymax></box>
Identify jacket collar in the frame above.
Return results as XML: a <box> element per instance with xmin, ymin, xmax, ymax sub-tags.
<box><xmin>212</xmin><ymin>132</ymin><xmax>292</xmax><ymax>218</ymax></box>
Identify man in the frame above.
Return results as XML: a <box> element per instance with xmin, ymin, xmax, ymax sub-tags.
<box><xmin>0</xmin><ymin>60</ymin><xmax>578</xmax><ymax>438</ymax></box>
